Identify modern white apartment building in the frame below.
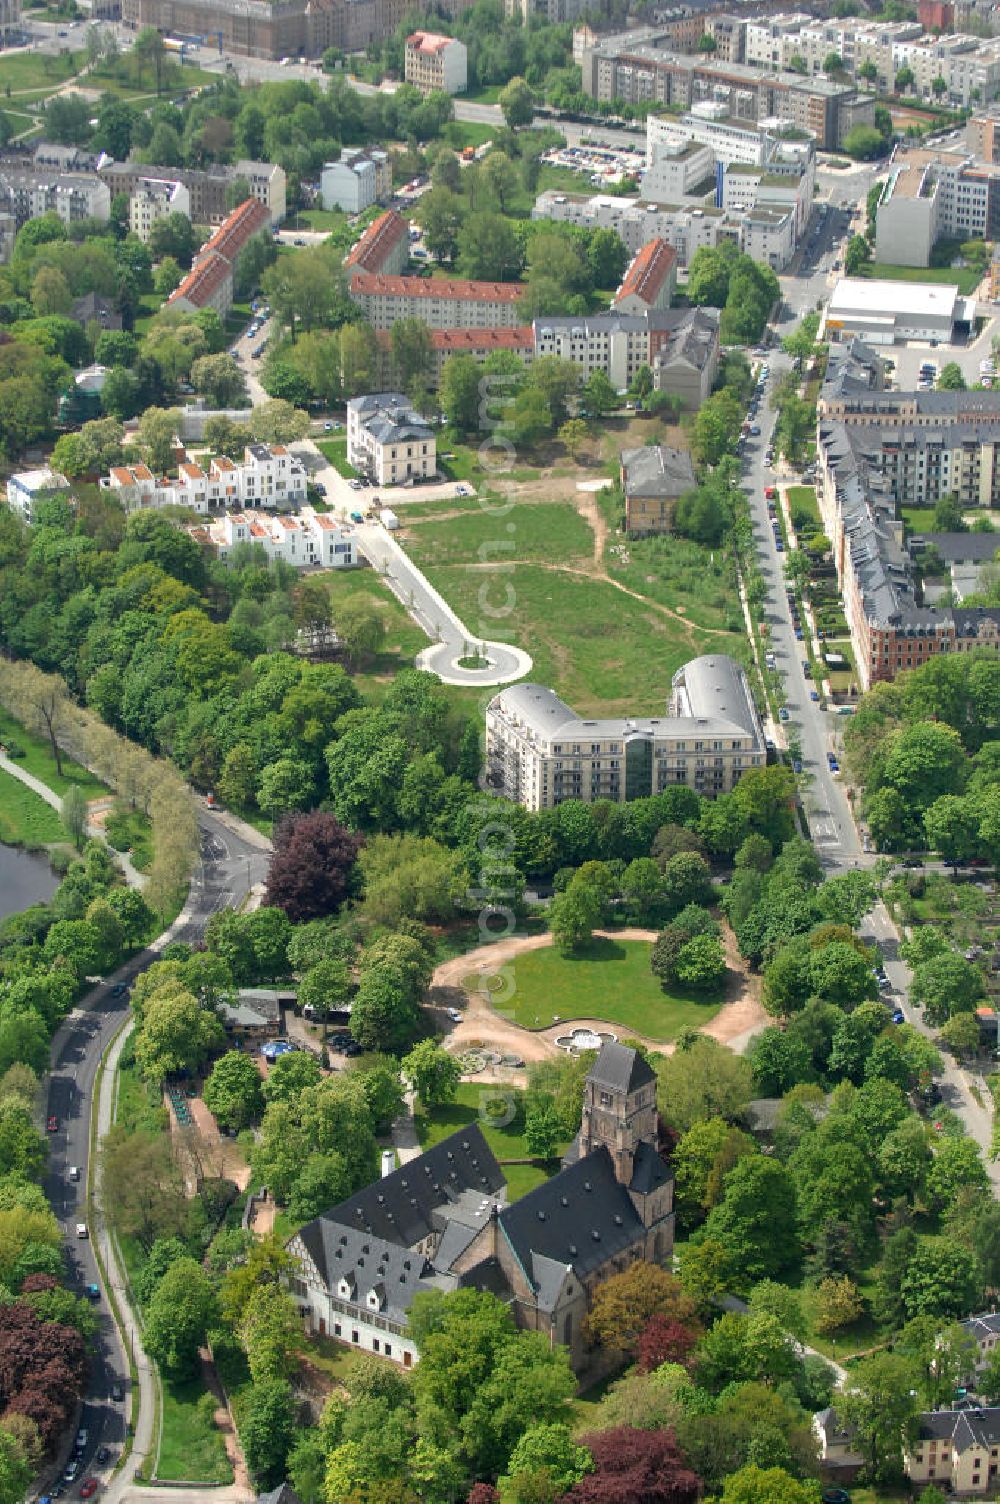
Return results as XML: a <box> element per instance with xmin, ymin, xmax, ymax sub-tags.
<box><xmin>639</xmin><ymin>138</ymin><xmax>715</xmax><ymax>201</ymax></box>
<box><xmin>129</xmin><ymin>177</ymin><xmax>192</xmax><ymax>242</ymax></box>
<box><xmin>321</xmin><ymin>148</ymin><xmax>392</xmax><ymax>213</ymax></box>
<box><xmin>189</xmin><ymin>507</ymin><xmax>358</xmax><ymax>569</ymax></box>
<box><xmin>744</xmin><ymin>13</ymin><xmax>812</xmax><ymax>69</ymax></box>
<box><xmin>646</xmin><ymin>110</ymin><xmax>775</xmax><ymax>171</ymax></box>
<box><xmin>5</xmin><ymin>468</ymin><xmax>70</xmax><ymax>523</ymax></box>
<box><xmin>102</xmin><ymin>443</ymin><xmax>309</xmax><ymax>515</ymax></box>
<box><xmin>403</xmin><ymin>30</ymin><xmax>467</xmax><ymax>92</ymax></box>
<box><xmin>346</xmin><ymin>393</ymin><xmax>436</xmax><ymax>486</ymax></box>
<box><xmin>485</xmin><ymin>655</ymin><xmax>765</xmax><ymax>810</ymax></box>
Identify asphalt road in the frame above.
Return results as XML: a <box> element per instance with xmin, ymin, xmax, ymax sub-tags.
<box><xmin>43</xmin><ymin>809</ymin><xmax>269</xmax><ymax>1494</ymax></box>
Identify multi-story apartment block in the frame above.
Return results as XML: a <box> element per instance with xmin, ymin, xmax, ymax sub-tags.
<box><xmin>581</xmin><ymin>34</ymin><xmax>875</xmax><ymax>148</ymax></box>
<box><xmin>611</xmin><ymin>238</ymin><xmax>677</xmax><ymax>314</ymax></box>
<box><xmin>703</xmin><ymin>14</ymin><xmax>747</xmax><ymax>63</ymax></box>
<box><xmin>0</xmin><ymin>168</ymin><xmax>110</xmax><ymax>239</ymax></box>
<box><xmin>167</xmin><ymin>197</ymin><xmax>271</xmax><ymax>317</ymax></box>
<box><xmin>503</xmin><ymin>0</ymin><xmax>610</xmax><ymax>24</ymax></box>
<box><xmin>344</xmin><ymin>209</ymin><xmax>410</xmax><ymax>277</ymax></box>
<box><xmin>639</xmin><ymin>137</ymin><xmax>716</xmax><ymax>200</ymax></box>
<box><xmin>533</xmin><ymin>189</ymin><xmax>720</xmax><ymax>258</ymax></box>
<box><xmin>907</xmin><ymin>1407</ymin><xmax>1000</xmax><ymax>1493</ymax></box>
<box><xmin>321</xmin><ymin>148</ymin><xmax>392</xmax><ymax>213</ymax></box>
<box><xmin>744</xmin><ymin>13</ymin><xmax>811</xmax><ymax>68</ymax></box>
<box><xmin>122</xmin><ymin>0</ymin><xmax>475</xmax><ymax>57</ymax></box>
<box><xmin>103</xmin><ymin>444</ymin><xmax>308</xmax><ymax>515</ymax></box>
<box><xmin>348</xmin><ymin>272</ymin><xmax>526</xmax><ymax>330</ymax></box>
<box><xmin>404</xmin><ymin>30</ymin><xmax>467</xmax><ymax>92</ymax></box>
<box><xmin>816</xmin><ymin>341</ymin><xmax>1000</xmax><ymax>688</ymax></box>
<box><xmin>99</xmin><ymin>158</ymin><xmax>286</xmax><ymax>226</ymax></box>
<box><xmin>485</xmin><ymin>654</ymin><xmax>765</xmax><ymax>811</ymax></box>
<box><xmin>875</xmin><ymin>145</ymin><xmax>1000</xmax><ymax>265</ymax></box>
<box><xmin>533</xmin><ymin>307</ymin><xmax>720</xmax><ymax>407</ymax></box>
<box><xmin>375</xmin><ymin>326</ymin><xmax>535</xmax><ymax>386</ymax></box>
<box><xmin>129</xmin><ymin>178</ymin><xmax>191</xmax><ymax>242</ymax></box>
<box><xmin>968</xmin><ymin>108</ymin><xmax>1000</xmax><ymax>161</ymax></box>
<box><xmin>188</xmin><ymin>507</ymin><xmax>357</xmax><ymax>569</ymax></box>
<box><xmin>346</xmin><ymin>393</ymin><xmax>436</xmax><ymax>485</ymax></box>
<box><xmin>5</xmin><ymin>468</ymin><xmax>70</xmax><ymax>523</ymax></box>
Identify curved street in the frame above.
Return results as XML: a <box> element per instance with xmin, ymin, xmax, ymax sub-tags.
<box><xmin>43</xmin><ymin>807</ymin><xmax>270</xmax><ymax>1501</ymax></box>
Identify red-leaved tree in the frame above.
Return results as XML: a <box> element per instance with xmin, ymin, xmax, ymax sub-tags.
<box><xmin>466</xmin><ymin>1487</ymin><xmax>500</xmax><ymax>1504</ymax></box>
<box><xmin>0</xmin><ymin>1305</ymin><xmax>87</xmax><ymax>1451</ymax></box>
<box><xmin>562</xmin><ymin>1428</ymin><xmax>700</xmax><ymax>1504</ymax></box>
<box><xmin>264</xmin><ymin>811</ymin><xmax>363</xmax><ymax>922</ymax></box>
<box><xmin>636</xmin><ymin>1316</ymin><xmax>700</xmax><ymax>1374</ymax></box>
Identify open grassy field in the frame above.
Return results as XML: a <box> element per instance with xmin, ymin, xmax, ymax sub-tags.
<box><xmin>415</xmin><ymin>1081</ymin><xmax>569</xmax><ymax>1200</ymax></box>
<box><xmin>860</xmin><ymin>261</ymin><xmax>982</xmax><ymax>296</ymax></box>
<box><xmin>605</xmin><ymin>534</ymin><xmax>743</xmax><ymax>635</ymax></box>
<box><xmin>423</xmin><ymin>562</ymin><xmax>740</xmax><ymax>715</ymax></box>
<box><xmin>0</xmin><ymin>707</ymin><xmax>106</xmax><ymax>799</ymax></box>
<box><xmin>900</xmin><ymin>506</ymin><xmax>938</xmax><ymax>532</ymax></box>
<box><xmin>466</xmin><ymin>937</ymin><xmax>724</xmax><ymax>1039</ymax></box>
<box><xmin>0</xmin><ymin>50</ymin><xmax>82</xmax><ymax>92</ymax></box>
<box><xmin>404</xmin><ymin>501</ymin><xmax>593</xmax><ymax>568</ymax></box>
<box><xmin>156</xmin><ymin>1378</ymin><xmax>232</xmax><ymax>1485</ymax></box>
<box><xmin>0</xmin><ymin>767</ymin><xmax>64</xmax><ymax>847</ymax></box>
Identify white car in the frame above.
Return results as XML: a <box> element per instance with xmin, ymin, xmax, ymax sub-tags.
<box><xmin>446</xmin><ymin>1008</ymin><xmax>463</xmax><ymax>1023</ymax></box>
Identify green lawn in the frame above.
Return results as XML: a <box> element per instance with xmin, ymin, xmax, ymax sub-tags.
<box><xmin>156</xmin><ymin>1378</ymin><xmax>232</xmax><ymax>1486</ymax></box>
<box><xmin>787</xmin><ymin>485</ymin><xmax>821</xmax><ymax>533</ymax></box>
<box><xmin>404</xmin><ymin>501</ymin><xmax>593</xmax><ymax>568</ymax></box>
<box><xmin>423</xmin><ymin>562</ymin><xmax>740</xmax><ymax>716</ymax></box>
<box><xmin>445</xmin><ymin>120</ymin><xmax>498</xmax><ymax>149</ymax></box>
<box><xmin>606</xmin><ymin>534</ymin><xmax>743</xmax><ymax>635</ymax></box>
<box><xmin>860</xmin><ymin>261</ymin><xmax>983</xmax><ymax>296</ymax></box>
<box><xmin>115</xmin><ymin>1041</ymin><xmax>168</xmax><ymax>1137</ymax></box>
<box><xmin>414</xmin><ymin>1082</ymin><xmax>568</xmax><ymax>1200</ymax></box>
<box><xmin>899</xmin><ymin>506</ymin><xmax>938</xmax><ymax>532</ymax></box>
<box><xmin>0</xmin><ymin>49</ymin><xmax>83</xmax><ymax>92</ymax></box>
<box><xmin>466</xmin><ymin>937</ymin><xmax>724</xmax><ymax>1040</ymax></box>
<box><xmin>0</xmin><ymin>707</ymin><xmax>106</xmax><ymax>799</ymax></box>
<box><xmin>321</xmin><ymin>566</ymin><xmax>429</xmax><ymax>698</ymax></box>
<box><xmin>316</xmin><ymin>437</ymin><xmax>358</xmax><ymax>479</ymax></box>
<box><xmin>0</xmin><ymin>767</ymin><xmax>64</xmax><ymax>847</ymax></box>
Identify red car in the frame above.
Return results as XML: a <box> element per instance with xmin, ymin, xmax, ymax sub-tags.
<box><xmin>79</xmin><ymin>1480</ymin><xmax>98</xmax><ymax>1499</ymax></box>
<box><xmin>46</xmin><ymin>1116</ymin><xmax>58</xmax><ymax>1132</ymax></box>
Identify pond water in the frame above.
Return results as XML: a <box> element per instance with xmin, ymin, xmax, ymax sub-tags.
<box><xmin>0</xmin><ymin>841</ymin><xmax>58</xmax><ymax>921</ymax></box>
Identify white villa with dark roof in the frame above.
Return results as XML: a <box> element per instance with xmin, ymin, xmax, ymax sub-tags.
<box><xmin>346</xmin><ymin>393</ymin><xmax>437</xmax><ymax>486</ymax></box>
<box><xmin>286</xmin><ymin>1043</ymin><xmax>674</xmax><ymax>1371</ymax></box>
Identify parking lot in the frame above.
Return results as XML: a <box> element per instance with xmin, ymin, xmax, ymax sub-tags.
<box><xmin>541</xmin><ymin>140</ymin><xmax>646</xmax><ymax>184</ymax></box>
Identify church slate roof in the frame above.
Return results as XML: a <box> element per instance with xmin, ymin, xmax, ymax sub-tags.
<box><xmin>499</xmin><ymin>1146</ymin><xmax>645</xmax><ymax>1288</ymax></box>
<box><xmin>629</xmin><ymin>1139</ymin><xmax>673</xmax><ymax>1196</ymax></box>
<box><xmin>297</xmin><ymin>1220</ymin><xmax>446</xmax><ymax>1325</ymax></box>
<box><xmin>319</xmin><ymin>1123</ymin><xmax>505</xmax><ymax>1247</ymax></box>
<box><xmin>586</xmin><ymin>1041</ymin><xmax>656</xmax><ymax>1096</ymax></box>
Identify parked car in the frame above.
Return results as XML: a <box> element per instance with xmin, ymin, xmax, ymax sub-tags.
<box><xmin>94</xmin><ymin>1449</ymin><xmax>111</xmax><ymax>1465</ymax></box>
<box><xmin>810</xmin><ymin>690</ymin><xmax>819</xmax><ymax>702</ymax></box>
<box><xmin>110</xmin><ymin>982</ymin><xmax>127</xmax><ymax>998</ymax></box>
<box><xmin>73</xmin><ymin>1432</ymin><xmax>88</xmax><ymax>1455</ymax></box>
<box><xmin>68</xmin><ymin>1165</ymin><xmax>80</xmax><ymax>1182</ymax></box>
<box><xmin>79</xmin><ymin>1481</ymin><xmax>98</xmax><ymax>1499</ymax></box>
<box><xmin>778</xmin><ymin>707</ymin><xmax>789</xmax><ymax>721</ymax></box>
<box><xmin>792</xmin><ymin>759</ymin><xmax>802</xmax><ymax>773</ymax></box>
<box><xmin>446</xmin><ymin>1008</ymin><xmax>463</xmax><ymax>1023</ymax></box>
<box><xmin>85</xmin><ymin>1283</ymin><xmax>100</xmax><ymax>1301</ymax></box>
<box><xmin>47</xmin><ymin>1116</ymin><xmax>58</xmax><ymax>1132</ymax></box>
<box><xmin>350</xmin><ymin>511</ymin><xmax>364</xmax><ymax>523</ymax></box>
<box><xmin>110</xmin><ymin>1383</ymin><xmax>125</xmax><ymax>1402</ymax></box>
<box><xmin>63</xmin><ymin>1465</ymin><xmax>79</xmax><ymax>1486</ymax></box>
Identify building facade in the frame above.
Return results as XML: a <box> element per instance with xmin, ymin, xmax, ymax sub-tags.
<box><xmin>188</xmin><ymin>506</ymin><xmax>357</xmax><ymax>568</ymax></box>
<box><xmin>611</xmin><ymin>237</ymin><xmax>678</xmax><ymax>314</ymax></box>
<box><xmin>321</xmin><ymin>148</ymin><xmax>392</xmax><ymax>213</ymax></box>
<box><xmin>620</xmin><ymin>444</ymin><xmax>696</xmax><ymax>534</ymax></box>
<box><xmin>346</xmin><ymin>392</ymin><xmax>437</xmax><ymax>485</ymax></box>
<box><xmin>875</xmin><ymin>146</ymin><xmax>1000</xmax><ymax>266</ymax></box>
<box><xmin>822</xmin><ymin>275</ymin><xmax>975</xmax><ymax>344</ymax></box>
<box><xmin>485</xmin><ymin>654</ymin><xmax>765</xmax><ymax>810</ymax></box>
<box><xmin>103</xmin><ymin>443</ymin><xmax>308</xmax><ymax>515</ymax></box>
<box><xmin>532</xmin><ymin>307</ymin><xmax>719</xmax><ymax>406</ymax></box>
<box><xmin>121</xmin><ymin>0</ymin><xmax>475</xmax><ymax>57</ymax></box>
<box><xmin>344</xmin><ymin>209</ymin><xmax>410</xmax><ymax>277</ymax></box>
<box><xmin>99</xmin><ymin>158</ymin><xmax>286</xmax><ymax>226</ymax></box>
<box><xmin>129</xmin><ymin>177</ymin><xmax>191</xmax><ymax>242</ymax></box>
<box><xmin>348</xmin><ymin>272</ymin><xmax>526</xmax><ymax>330</ymax></box>
<box><xmin>287</xmin><ymin>1042</ymin><xmax>674</xmax><ymax>1372</ymax></box>
<box><xmin>0</xmin><ymin>167</ymin><xmax>110</xmax><ymax>238</ymax></box>
<box><xmin>5</xmin><ymin>468</ymin><xmax>70</xmax><ymax>523</ymax></box>
<box><xmin>166</xmin><ymin>197</ymin><xmax>271</xmax><ymax>317</ymax></box>
<box><xmin>404</xmin><ymin>30</ymin><xmax>468</xmax><ymax>92</ymax></box>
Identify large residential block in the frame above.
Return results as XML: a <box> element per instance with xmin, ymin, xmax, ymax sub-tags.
<box><xmin>99</xmin><ymin>157</ymin><xmax>286</xmax><ymax>225</ymax></box>
<box><xmin>375</xmin><ymin>326</ymin><xmax>534</xmax><ymax>386</ymax></box>
<box><xmin>486</xmin><ymin>655</ymin><xmax>765</xmax><ymax>811</ymax></box>
<box><xmin>348</xmin><ymin>272</ymin><xmax>526</xmax><ymax>330</ymax></box>
<box><xmin>580</xmin><ymin>32</ymin><xmax>874</xmax><ymax>149</ymax></box>
<box><xmin>0</xmin><ymin>166</ymin><xmax>110</xmax><ymax>241</ymax></box>
<box><xmin>167</xmin><ymin>197</ymin><xmax>272</xmax><ymax>317</ymax></box>
<box><xmin>121</xmin><ymin>0</ymin><xmax>475</xmax><ymax>57</ymax></box>
<box><xmin>346</xmin><ymin>393</ymin><xmax>436</xmax><ymax>486</ymax></box>
<box><xmin>816</xmin><ymin>340</ymin><xmax>1000</xmax><ymax>689</ymax></box>
<box><xmin>533</xmin><ymin>307</ymin><xmax>719</xmax><ymax>408</ymax></box>
<box><xmin>102</xmin><ymin>443</ymin><xmax>308</xmax><ymax>515</ymax></box>
<box><xmin>404</xmin><ymin>30</ymin><xmax>468</xmax><ymax>93</ymax></box>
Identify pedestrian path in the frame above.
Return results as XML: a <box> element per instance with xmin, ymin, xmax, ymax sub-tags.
<box><xmin>0</xmin><ymin>752</ymin><xmax>147</xmax><ymax>890</ymax></box>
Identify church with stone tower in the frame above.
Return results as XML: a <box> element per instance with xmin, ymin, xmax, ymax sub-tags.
<box><xmin>289</xmin><ymin>1042</ymin><xmax>674</xmax><ymax>1372</ymax></box>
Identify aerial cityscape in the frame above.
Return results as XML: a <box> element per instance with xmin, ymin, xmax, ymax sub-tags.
<box><xmin>4</xmin><ymin>2</ymin><xmax>1000</xmax><ymax>1503</ymax></box>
